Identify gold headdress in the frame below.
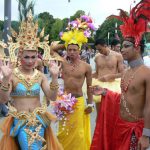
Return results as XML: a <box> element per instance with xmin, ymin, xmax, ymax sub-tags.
<box><xmin>0</xmin><ymin>41</ymin><xmax>8</xmax><ymax>61</ymax></box>
<box><xmin>7</xmin><ymin>10</ymin><xmax>50</xmax><ymax>63</ymax></box>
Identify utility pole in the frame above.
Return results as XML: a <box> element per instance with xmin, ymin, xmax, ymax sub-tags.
<box><xmin>3</xmin><ymin>0</ymin><xmax>11</xmax><ymax>56</ymax></box>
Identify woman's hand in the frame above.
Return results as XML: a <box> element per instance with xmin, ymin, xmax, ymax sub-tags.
<box><xmin>0</xmin><ymin>59</ymin><xmax>12</xmax><ymax>80</ymax></box>
<box><xmin>48</xmin><ymin>60</ymin><xmax>61</xmax><ymax>79</ymax></box>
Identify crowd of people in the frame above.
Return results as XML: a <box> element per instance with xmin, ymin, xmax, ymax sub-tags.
<box><xmin>0</xmin><ymin>0</ymin><xmax>150</xmax><ymax>150</ymax></box>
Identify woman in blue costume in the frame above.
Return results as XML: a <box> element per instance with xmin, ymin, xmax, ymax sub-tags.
<box><xmin>0</xmin><ymin>10</ymin><xmax>63</xmax><ymax>150</ymax></box>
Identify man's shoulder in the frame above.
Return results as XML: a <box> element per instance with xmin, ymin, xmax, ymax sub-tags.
<box><xmin>140</xmin><ymin>65</ymin><xmax>150</xmax><ymax>79</ymax></box>
<box><xmin>80</xmin><ymin>59</ymin><xmax>90</xmax><ymax>66</ymax></box>
<box><xmin>95</xmin><ymin>53</ymin><xmax>102</xmax><ymax>60</ymax></box>
<box><xmin>111</xmin><ymin>51</ymin><xmax>123</xmax><ymax>60</ymax></box>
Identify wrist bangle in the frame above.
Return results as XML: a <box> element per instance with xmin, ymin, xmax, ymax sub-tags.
<box><xmin>0</xmin><ymin>83</ymin><xmax>10</xmax><ymax>91</ymax></box>
<box><xmin>49</xmin><ymin>82</ymin><xmax>59</xmax><ymax>90</ymax></box>
<box><xmin>142</xmin><ymin>128</ymin><xmax>150</xmax><ymax>137</ymax></box>
<box><xmin>101</xmin><ymin>88</ymin><xmax>107</xmax><ymax>96</ymax></box>
<box><xmin>87</xmin><ymin>103</ymin><xmax>94</xmax><ymax>108</ymax></box>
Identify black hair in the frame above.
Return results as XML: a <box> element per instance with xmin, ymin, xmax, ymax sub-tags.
<box><xmin>67</xmin><ymin>43</ymin><xmax>79</xmax><ymax>48</ymax></box>
<box><xmin>111</xmin><ymin>39</ymin><xmax>120</xmax><ymax>48</ymax></box>
<box><xmin>123</xmin><ymin>37</ymin><xmax>145</xmax><ymax>55</ymax></box>
<box><xmin>95</xmin><ymin>39</ymin><xmax>106</xmax><ymax>46</ymax></box>
<box><xmin>139</xmin><ymin>39</ymin><xmax>145</xmax><ymax>55</ymax></box>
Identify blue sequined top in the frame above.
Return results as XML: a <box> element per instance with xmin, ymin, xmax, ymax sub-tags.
<box><xmin>11</xmin><ymin>82</ymin><xmax>40</xmax><ymax>97</ymax></box>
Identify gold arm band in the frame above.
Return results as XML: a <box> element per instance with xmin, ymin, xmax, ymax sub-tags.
<box><xmin>0</xmin><ymin>83</ymin><xmax>10</xmax><ymax>91</ymax></box>
<box><xmin>49</xmin><ymin>82</ymin><xmax>59</xmax><ymax>90</ymax></box>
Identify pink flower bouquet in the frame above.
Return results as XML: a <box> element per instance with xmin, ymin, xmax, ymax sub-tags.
<box><xmin>52</xmin><ymin>92</ymin><xmax>77</xmax><ymax>120</ymax></box>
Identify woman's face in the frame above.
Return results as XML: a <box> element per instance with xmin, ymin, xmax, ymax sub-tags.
<box><xmin>121</xmin><ymin>41</ymin><xmax>135</xmax><ymax>61</ymax></box>
<box><xmin>20</xmin><ymin>50</ymin><xmax>38</xmax><ymax>70</ymax></box>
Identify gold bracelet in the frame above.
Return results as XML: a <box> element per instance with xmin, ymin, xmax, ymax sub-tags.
<box><xmin>0</xmin><ymin>83</ymin><xmax>10</xmax><ymax>91</ymax></box>
<box><xmin>49</xmin><ymin>82</ymin><xmax>59</xmax><ymax>90</ymax></box>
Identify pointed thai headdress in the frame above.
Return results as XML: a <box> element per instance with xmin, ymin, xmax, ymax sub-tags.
<box><xmin>108</xmin><ymin>0</ymin><xmax>150</xmax><ymax>47</ymax></box>
<box><xmin>4</xmin><ymin>10</ymin><xmax>51</xmax><ymax>63</ymax></box>
<box><xmin>0</xmin><ymin>41</ymin><xmax>8</xmax><ymax>60</ymax></box>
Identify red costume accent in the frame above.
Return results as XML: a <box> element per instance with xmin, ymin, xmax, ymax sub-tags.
<box><xmin>90</xmin><ymin>90</ymin><xmax>144</xmax><ymax>150</ymax></box>
<box><xmin>108</xmin><ymin>0</ymin><xmax>150</xmax><ymax>46</ymax></box>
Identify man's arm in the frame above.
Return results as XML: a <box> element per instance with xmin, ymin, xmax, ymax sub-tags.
<box><xmin>116</xmin><ymin>53</ymin><xmax>124</xmax><ymax>77</ymax></box>
<box><xmin>138</xmin><ymin>69</ymin><xmax>150</xmax><ymax>149</ymax></box>
<box><xmin>50</xmin><ymin>43</ymin><xmax>65</xmax><ymax>55</ymax></box>
<box><xmin>84</xmin><ymin>64</ymin><xmax>93</xmax><ymax>114</ymax></box>
<box><xmin>92</xmin><ymin>56</ymin><xmax>98</xmax><ymax>78</ymax></box>
<box><xmin>103</xmin><ymin>54</ymin><xmax>124</xmax><ymax>80</ymax></box>
<box><xmin>86</xmin><ymin>64</ymin><xmax>93</xmax><ymax>104</ymax></box>
<box><xmin>144</xmin><ymin>70</ymin><xmax>150</xmax><ymax>129</ymax></box>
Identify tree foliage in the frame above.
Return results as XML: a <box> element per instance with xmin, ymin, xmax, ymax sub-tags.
<box><xmin>50</xmin><ymin>19</ymin><xmax>63</xmax><ymax>41</ymax></box>
<box><xmin>0</xmin><ymin>20</ymin><xmax>4</xmax><ymax>31</ymax></box>
<box><xmin>17</xmin><ymin>0</ymin><xmax>36</xmax><ymax>21</ymax></box>
<box><xmin>70</xmin><ymin>10</ymin><xmax>85</xmax><ymax>21</ymax></box>
<box><xmin>38</xmin><ymin>12</ymin><xmax>55</xmax><ymax>41</ymax></box>
<box><xmin>11</xmin><ymin>21</ymin><xmax>20</xmax><ymax>32</ymax></box>
<box><xmin>95</xmin><ymin>18</ymin><xmax>123</xmax><ymax>43</ymax></box>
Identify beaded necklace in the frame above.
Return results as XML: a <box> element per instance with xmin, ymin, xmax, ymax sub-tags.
<box><xmin>67</xmin><ymin>58</ymin><xmax>80</xmax><ymax>72</ymax></box>
<box><xmin>120</xmin><ymin>65</ymin><xmax>144</xmax><ymax>121</ymax></box>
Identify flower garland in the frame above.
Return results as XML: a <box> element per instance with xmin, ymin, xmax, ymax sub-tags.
<box><xmin>51</xmin><ymin>88</ymin><xmax>77</xmax><ymax>120</ymax></box>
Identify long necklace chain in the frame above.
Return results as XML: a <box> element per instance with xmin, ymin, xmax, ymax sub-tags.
<box><xmin>120</xmin><ymin>66</ymin><xmax>144</xmax><ymax>121</ymax></box>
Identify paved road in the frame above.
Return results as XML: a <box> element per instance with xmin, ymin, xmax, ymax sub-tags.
<box><xmin>0</xmin><ymin>57</ymin><xmax>97</xmax><ymax>140</ymax></box>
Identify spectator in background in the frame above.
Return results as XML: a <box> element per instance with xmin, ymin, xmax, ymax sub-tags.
<box><xmin>111</xmin><ymin>38</ymin><xmax>121</xmax><ymax>53</ymax></box>
<box><xmin>143</xmin><ymin>51</ymin><xmax>150</xmax><ymax>68</ymax></box>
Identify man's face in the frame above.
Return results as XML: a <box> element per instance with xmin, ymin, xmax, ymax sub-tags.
<box><xmin>121</xmin><ymin>41</ymin><xmax>135</xmax><ymax>61</ymax></box>
<box><xmin>113</xmin><ymin>44</ymin><xmax>121</xmax><ymax>53</ymax></box>
<box><xmin>20</xmin><ymin>50</ymin><xmax>37</xmax><ymax>70</ymax></box>
<box><xmin>95</xmin><ymin>44</ymin><xmax>107</xmax><ymax>55</ymax></box>
<box><xmin>67</xmin><ymin>44</ymin><xmax>80</xmax><ymax>59</ymax></box>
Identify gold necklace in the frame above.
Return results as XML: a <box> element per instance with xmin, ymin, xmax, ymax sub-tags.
<box><xmin>121</xmin><ymin>66</ymin><xmax>144</xmax><ymax>121</ymax></box>
<box><xmin>13</xmin><ymin>68</ymin><xmax>40</xmax><ymax>89</ymax></box>
<box><xmin>68</xmin><ymin>59</ymin><xmax>80</xmax><ymax>71</ymax></box>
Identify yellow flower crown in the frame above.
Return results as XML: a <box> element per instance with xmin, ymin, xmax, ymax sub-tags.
<box><xmin>3</xmin><ymin>10</ymin><xmax>51</xmax><ymax>63</ymax></box>
<box><xmin>61</xmin><ymin>29</ymin><xmax>87</xmax><ymax>50</ymax></box>
<box><xmin>60</xmin><ymin>15</ymin><xmax>96</xmax><ymax>50</ymax></box>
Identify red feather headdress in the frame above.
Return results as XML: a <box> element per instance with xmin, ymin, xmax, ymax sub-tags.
<box><xmin>108</xmin><ymin>0</ymin><xmax>150</xmax><ymax>47</ymax></box>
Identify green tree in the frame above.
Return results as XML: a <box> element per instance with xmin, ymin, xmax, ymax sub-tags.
<box><xmin>38</xmin><ymin>12</ymin><xmax>55</xmax><ymax>40</ymax></box>
<box><xmin>95</xmin><ymin>18</ymin><xmax>123</xmax><ymax>43</ymax></box>
<box><xmin>11</xmin><ymin>21</ymin><xmax>20</xmax><ymax>32</ymax></box>
<box><xmin>50</xmin><ymin>18</ymin><xmax>63</xmax><ymax>41</ymax></box>
<box><xmin>70</xmin><ymin>10</ymin><xmax>85</xmax><ymax>21</ymax></box>
<box><xmin>17</xmin><ymin>0</ymin><xmax>36</xmax><ymax>21</ymax></box>
<box><xmin>62</xmin><ymin>18</ymin><xmax>69</xmax><ymax>30</ymax></box>
<box><xmin>0</xmin><ymin>20</ymin><xmax>4</xmax><ymax>31</ymax></box>
<box><xmin>145</xmin><ymin>32</ymin><xmax>150</xmax><ymax>43</ymax></box>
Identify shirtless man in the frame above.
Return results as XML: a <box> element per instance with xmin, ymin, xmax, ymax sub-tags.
<box><xmin>90</xmin><ymin>0</ymin><xmax>150</xmax><ymax>148</ymax></box>
<box><xmin>56</xmin><ymin>43</ymin><xmax>93</xmax><ymax>150</ymax></box>
<box><xmin>111</xmin><ymin>38</ymin><xmax>121</xmax><ymax>53</ymax></box>
<box><xmin>91</xmin><ymin>37</ymin><xmax>150</xmax><ymax>150</ymax></box>
<box><xmin>93</xmin><ymin>38</ymin><xmax>124</xmax><ymax>113</ymax></box>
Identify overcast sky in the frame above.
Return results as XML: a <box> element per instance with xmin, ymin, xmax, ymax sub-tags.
<box><xmin>0</xmin><ymin>0</ymin><xmax>140</xmax><ymax>25</ymax></box>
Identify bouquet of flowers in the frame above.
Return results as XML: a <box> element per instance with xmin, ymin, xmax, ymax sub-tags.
<box><xmin>52</xmin><ymin>89</ymin><xmax>77</xmax><ymax>120</ymax></box>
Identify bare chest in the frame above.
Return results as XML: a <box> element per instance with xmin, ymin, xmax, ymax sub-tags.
<box><xmin>121</xmin><ymin>69</ymin><xmax>145</xmax><ymax>94</ymax></box>
<box><xmin>96</xmin><ymin>55</ymin><xmax>118</xmax><ymax>69</ymax></box>
<box><xmin>62</xmin><ymin>63</ymin><xmax>86</xmax><ymax>79</ymax></box>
